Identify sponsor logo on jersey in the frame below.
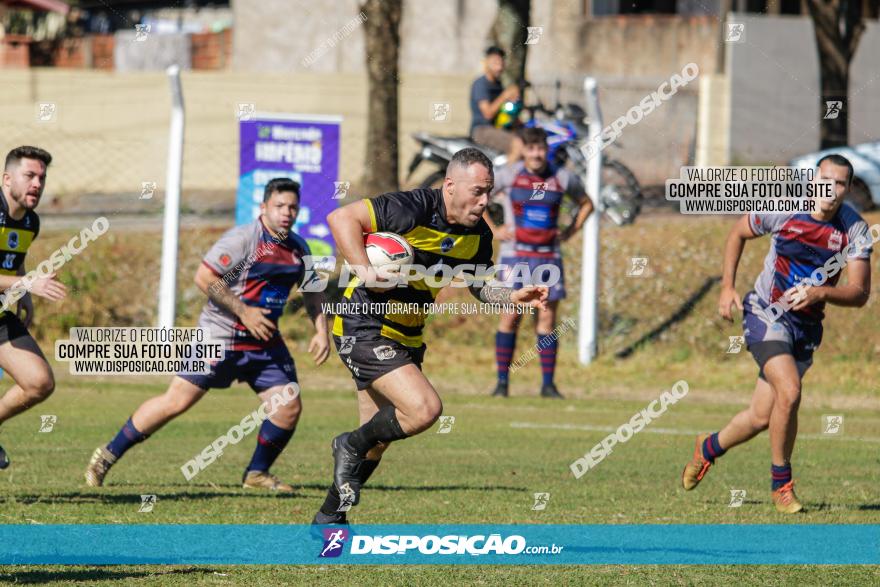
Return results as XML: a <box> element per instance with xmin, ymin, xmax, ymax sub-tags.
<box><xmin>827</xmin><ymin>230</ymin><xmax>843</xmax><ymax>251</ymax></box>
<box><xmin>263</xmin><ymin>295</ymin><xmax>286</xmax><ymax>307</ymax></box>
<box><xmin>7</xmin><ymin>231</ymin><xmax>18</xmax><ymax>249</ymax></box>
<box><xmin>372</xmin><ymin>345</ymin><xmax>397</xmax><ymax>360</ymax></box>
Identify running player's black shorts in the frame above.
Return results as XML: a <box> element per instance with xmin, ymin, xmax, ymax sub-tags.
<box><xmin>333</xmin><ymin>333</ymin><xmax>426</xmax><ymax>391</ymax></box>
<box><xmin>0</xmin><ymin>313</ymin><xmax>31</xmax><ymax>346</ymax></box>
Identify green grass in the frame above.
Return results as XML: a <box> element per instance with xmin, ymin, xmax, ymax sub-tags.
<box><xmin>0</xmin><ymin>375</ymin><xmax>877</xmax><ymax>583</ymax></box>
<box><xmin>1</xmin><ymin>565</ymin><xmax>878</xmax><ymax>585</ymax></box>
<box><xmin>5</xmin><ymin>212</ymin><xmax>880</xmax><ymax>581</ymax></box>
<box><xmin>26</xmin><ymin>212</ymin><xmax>880</xmax><ymax>404</ymax></box>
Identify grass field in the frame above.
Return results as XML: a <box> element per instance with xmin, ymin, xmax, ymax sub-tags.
<box><xmin>0</xmin><ymin>374</ymin><xmax>878</xmax><ymax>584</ymax></box>
<box><xmin>26</xmin><ymin>211</ymin><xmax>880</xmax><ymax>404</ymax></box>
<box><xmin>1</xmin><ymin>213</ymin><xmax>879</xmax><ymax>583</ymax></box>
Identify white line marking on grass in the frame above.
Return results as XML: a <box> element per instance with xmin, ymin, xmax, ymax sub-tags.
<box><xmin>511</xmin><ymin>421</ymin><xmax>700</xmax><ymax>436</ymax></box>
<box><xmin>459</xmin><ymin>402</ymin><xmax>622</xmax><ymax>415</ymax></box>
<box><xmin>509</xmin><ymin>422</ymin><xmax>880</xmax><ymax>443</ymax></box>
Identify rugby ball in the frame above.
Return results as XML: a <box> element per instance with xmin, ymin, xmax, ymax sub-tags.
<box><xmin>365</xmin><ymin>232</ymin><xmax>414</xmax><ymax>270</ymax></box>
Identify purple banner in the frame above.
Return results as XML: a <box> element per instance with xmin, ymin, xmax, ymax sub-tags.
<box><xmin>238</xmin><ymin>113</ymin><xmax>342</xmax><ymax>256</ymax></box>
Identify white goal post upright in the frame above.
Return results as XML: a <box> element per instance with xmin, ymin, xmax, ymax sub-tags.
<box><xmin>158</xmin><ymin>65</ymin><xmax>185</xmax><ymax>329</ymax></box>
<box><xmin>578</xmin><ymin>77</ymin><xmax>602</xmax><ymax>365</ymax></box>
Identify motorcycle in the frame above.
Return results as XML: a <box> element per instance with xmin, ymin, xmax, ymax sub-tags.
<box><xmin>406</xmin><ymin>85</ymin><xmax>642</xmax><ymax>227</ymax></box>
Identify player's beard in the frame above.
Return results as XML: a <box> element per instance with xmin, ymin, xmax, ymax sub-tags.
<box><xmin>10</xmin><ymin>187</ymin><xmax>41</xmax><ymax>211</ymax></box>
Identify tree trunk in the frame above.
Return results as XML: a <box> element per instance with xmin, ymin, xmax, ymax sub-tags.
<box><xmin>805</xmin><ymin>0</ymin><xmax>865</xmax><ymax>149</ymax></box>
<box><xmin>489</xmin><ymin>0</ymin><xmax>530</xmax><ymax>86</ymax></box>
<box><xmin>360</xmin><ymin>0</ymin><xmax>402</xmax><ymax>195</ymax></box>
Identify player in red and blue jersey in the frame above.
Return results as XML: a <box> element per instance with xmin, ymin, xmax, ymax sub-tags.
<box><xmin>682</xmin><ymin>155</ymin><xmax>874</xmax><ymax>513</ymax></box>
<box><xmin>85</xmin><ymin>178</ymin><xmax>329</xmax><ymax>492</ymax></box>
<box><xmin>484</xmin><ymin>127</ymin><xmax>593</xmax><ymax>399</ymax></box>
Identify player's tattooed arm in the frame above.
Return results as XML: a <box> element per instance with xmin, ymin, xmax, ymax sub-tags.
<box><xmin>206</xmin><ymin>282</ymin><xmax>247</xmax><ymax>317</ymax></box>
<box><xmin>470</xmin><ymin>283</ymin><xmax>513</xmax><ymax>304</ymax></box>
<box><xmin>195</xmin><ymin>264</ymin><xmax>275</xmax><ymax>341</ymax></box>
<box><xmin>471</xmin><ymin>281</ymin><xmax>550</xmax><ymax>309</ymax></box>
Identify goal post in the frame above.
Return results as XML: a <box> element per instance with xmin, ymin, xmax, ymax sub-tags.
<box><xmin>578</xmin><ymin>77</ymin><xmax>602</xmax><ymax>365</ymax></box>
<box><xmin>158</xmin><ymin>64</ymin><xmax>185</xmax><ymax>329</ymax></box>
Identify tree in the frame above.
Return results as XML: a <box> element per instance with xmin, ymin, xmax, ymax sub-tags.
<box><xmin>805</xmin><ymin>0</ymin><xmax>878</xmax><ymax>148</ymax></box>
<box><xmin>488</xmin><ymin>0</ymin><xmax>530</xmax><ymax>86</ymax></box>
<box><xmin>360</xmin><ymin>0</ymin><xmax>402</xmax><ymax>195</ymax></box>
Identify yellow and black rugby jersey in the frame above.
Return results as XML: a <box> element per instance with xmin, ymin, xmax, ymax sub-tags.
<box><xmin>0</xmin><ymin>190</ymin><xmax>40</xmax><ymax>280</ymax></box>
<box><xmin>332</xmin><ymin>188</ymin><xmax>494</xmax><ymax>347</ymax></box>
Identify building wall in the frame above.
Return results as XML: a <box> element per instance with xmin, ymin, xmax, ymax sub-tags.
<box><xmin>230</xmin><ymin>0</ymin><xmax>716</xmax><ymax>185</ymax></box>
<box><xmin>0</xmin><ymin>65</ymin><xmax>702</xmax><ymax>198</ymax></box>
<box><xmin>233</xmin><ymin>0</ymin><xmax>719</xmax><ymax>79</ymax></box>
<box><xmin>574</xmin><ymin>16</ymin><xmax>719</xmax><ymax>76</ymax></box>
<box><xmin>233</xmin><ymin>0</ymin><xmax>496</xmax><ymax>75</ymax></box>
<box><xmin>8</xmin><ymin>7</ymin><xmax>871</xmax><ymax>202</ymax></box>
<box><xmin>0</xmin><ymin>69</ymin><xmax>473</xmax><ymax>200</ymax></box>
<box><xmin>526</xmin><ymin>9</ymin><xmax>719</xmax><ymax>79</ymax></box>
<box><xmin>727</xmin><ymin>14</ymin><xmax>880</xmax><ymax>164</ymax></box>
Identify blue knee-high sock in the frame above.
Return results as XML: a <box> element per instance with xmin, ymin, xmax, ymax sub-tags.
<box><xmin>537</xmin><ymin>334</ymin><xmax>558</xmax><ymax>387</ymax></box>
<box><xmin>701</xmin><ymin>432</ymin><xmax>727</xmax><ymax>463</ymax></box>
<box><xmin>496</xmin><ymin>331</ymin><xmax>517</xmax><ymax>384</ymax></box>
<box><xmin>246</xmin><ymin>419</ymin><xmax>295</xmax><ymax>473</ymax></box>
<box><xmin>106</xmin><ymin>417</ymin><xmax>148</xmax><ymax>459</ymax></box>
<box><xmin>771</xmin><ymin>463</ymin><xmax>792</xmax><ymax>490</ymax></box>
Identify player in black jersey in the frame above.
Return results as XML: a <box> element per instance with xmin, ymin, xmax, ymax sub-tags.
<box><xmin>313</xmin><ymin>148</ymin><xmax>547</xmax><ymax>524</ymax></box>
<box><xmin>0</xmin><ymin>147</ymin><xmax>67</xmax><ymax>469</ymax></box>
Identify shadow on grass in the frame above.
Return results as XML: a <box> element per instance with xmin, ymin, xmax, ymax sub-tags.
<box><xmin>615</xmin><ymin>276</ymin><xmax>721</xmax><ymax>359</ymax></box>
<box><xmin>2</xmin><ymin>491</ymin><xmax>298</xmax><ymax>505</ymax></box>
<box><xmin>803</xmin><ymin>502</ymin><xmax>880</xmax><ymax>512</ymax></box>
<box><xmin>3</xmin><ymin>483</ymin><xmax>524</xmax><ymax>506</ymax></box>
<box><xmin>297</xmin><ymin>483</ymin><xmax>527</xmax><ymax>493</ymax></box>
<box><xmin>0</xmin><ymin>566</ymin><xmax>218</xmax><ymax>584</ymax></box>
<box><xmin>106</xmin><ymin>481</ymin><xmax>531</xmax><ymax>494</ymax></box>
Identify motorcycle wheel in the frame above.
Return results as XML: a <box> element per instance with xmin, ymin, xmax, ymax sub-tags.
<box><xmin>600</xmin><ymin>159</ymin><xmax>642</xmax><ymax>226</ymax></box>
<box><xmin>559</xmin><ymin>155</ymin><xmax>642</xmax><ymax>227</ymax></box>
<box><xmin>419</xmin><ymin>170</ymin><xmax>446</xmax><ymax>190</ymax></box>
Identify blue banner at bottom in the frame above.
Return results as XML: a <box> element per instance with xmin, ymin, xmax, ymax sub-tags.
<box><xmin>1</xmin><ymin>525</ymin><xmax>877</xmax><ymax>565</ymax></box>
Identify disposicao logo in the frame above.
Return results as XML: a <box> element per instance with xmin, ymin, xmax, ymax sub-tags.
<box><xmin>319</xmin><ymin>528</ymin><xmax>349</xmax><ymax>558</ymax></box>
